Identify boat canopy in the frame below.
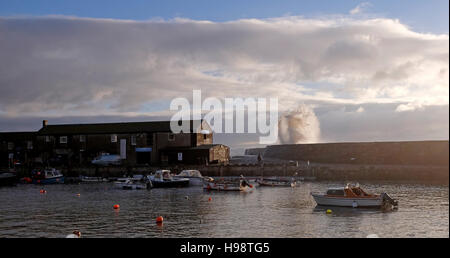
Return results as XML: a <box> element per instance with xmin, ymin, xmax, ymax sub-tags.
<box><xmin>155</xmin><ymin>170</ymin><xmax>172</xmax><ymax>180</ymax></box>
<box><xmin>178</xmin><ymin>170</ymin><xmax>202</xmax><ymax>178</ymax></box>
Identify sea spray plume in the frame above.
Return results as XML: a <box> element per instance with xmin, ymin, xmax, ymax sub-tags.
<box><xmin>278</xmin><ymin>105</ymin><xmax>320</xmax><ymax>144</ymax></box>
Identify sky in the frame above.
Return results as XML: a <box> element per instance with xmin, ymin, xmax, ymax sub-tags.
<box><xmin>0</xmin><ymin>0</ymin><xmax>448</xmax><ymax>34</ymax></box>
<box><xmin>0</xmin><ymin>0</ymin><xmax>448</xmax><ymax>154</ymax></box>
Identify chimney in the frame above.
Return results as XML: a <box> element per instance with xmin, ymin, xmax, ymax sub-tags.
<box><xmin>42</xmin><ymin>120</ymin><xmax>48</xmax><ymax>128</ymax></box>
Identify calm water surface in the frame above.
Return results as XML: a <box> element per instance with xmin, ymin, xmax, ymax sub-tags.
<box><xmin>0</xmin><ymin>181</ymin><xmax>448</xmax><ymax>238</ymax></box>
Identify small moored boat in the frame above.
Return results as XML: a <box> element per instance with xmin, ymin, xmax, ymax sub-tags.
<box><xmin>174</xmin><ymin>170</ymin><xmax>204</xmax><ymax>186</ymax></box>
<box><xmin>114</xmin><ymin>175</ymin><xmax>150</xmax><ymax>190</ymax></box>
<box><xmin>80</xmin><ymin>176</ymin><xmax>108</xmax><ymax>183</ymax></box>
<box><xmin>257</xmin><ymin>176</ymin><xmax>297</xmax><ymax>187</ymax></box>
<box><xmin>115</xmin><ymin>179</ymin><xmax>150</xmax><ymax>190</ymax></box>
<box><xmin>311</xmin><ymin>183</ymin><xmax>398</xmax><ymax>209</ymax></box>
<box><xmin>203</xmin><ymin>175</ymin><xmax>254</xmax><ymax>192</ymax></box>
<box><xmin>147</xmin><ymin>170</ymin><xmax>190</xmax><ymax>188</ymax></box>
<box><xmin>31</xmin><ymin>168</ymin><xmax>64</xmax><ymax>184</ymax></box>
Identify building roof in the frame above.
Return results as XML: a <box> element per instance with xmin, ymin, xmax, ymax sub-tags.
<box><xmin>38</xmin><ymin>120</ymin><xmax>203</xmax><ymax>135</ymax></box>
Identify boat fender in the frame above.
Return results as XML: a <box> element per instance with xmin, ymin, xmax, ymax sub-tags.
<box><xmin>156</xmin><ymin>216</ymin><xmax>164</xmax><ymax>224</ymax></box>
<box><xmin>113</xmin><ymin>204</ymin><xmax>120</xmax><ymax>209</ymax></box>
<box><xmin>352</xmin><ymin>201</ymin><xmax>358</xmax><ymax>208</ymax></box>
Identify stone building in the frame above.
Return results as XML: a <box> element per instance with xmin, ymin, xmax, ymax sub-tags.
<box><xmin>35</xmin><ymin>119</ymin><xmax>229</xmax><ymax>166</ymax></box>
<box><xmin>0</xmin><ymin>119</ymin><xmax>230</xmax><ymax>168</ymax></box>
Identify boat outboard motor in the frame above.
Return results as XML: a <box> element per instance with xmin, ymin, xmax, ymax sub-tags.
<box><xmin>381</xmin><ymin>193</ymin><xmax>398</xmax><ymax>209</ymax></box>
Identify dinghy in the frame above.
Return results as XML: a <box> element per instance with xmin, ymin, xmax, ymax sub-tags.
<box><xmin>203</xmin><ymin>175</ymin><xmax>254</xmax><ymax>192</ymax></box>
<box><xmin>115</xmin><ymin>175</ymin><xmax>150</xmax><ymax>190</ymax></box>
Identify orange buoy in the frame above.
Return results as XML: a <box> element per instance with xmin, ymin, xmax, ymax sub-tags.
<box><xmin>208</xmin><ymin>197</ymin><xmax>212</xmax><ymax>202</ymax></box>
<box><xmin>113</xmin><ymin>204</ymin><xmax>120</xmax><ymax>209</ymax></box>
<box><xmin>156</xmin><ymin>216</ymin><xmax>164</xmax><ymax>223</ymax></box>
<box><xmin>40</xmin><ymin>189</ymin><xmax>47</xmax><ymax>194</ymax></box>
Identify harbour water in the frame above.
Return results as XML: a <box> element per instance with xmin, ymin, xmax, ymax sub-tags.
<box><xmin>0</xmin><ymin>181</ymin><xmax>448</xmax><ymax>238</ymax></box>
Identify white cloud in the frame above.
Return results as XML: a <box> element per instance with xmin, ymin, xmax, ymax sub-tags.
<box><xmin>395</xmin><ymin>102</ymin><xmax>424</xmax><ymax>112</ymax></box>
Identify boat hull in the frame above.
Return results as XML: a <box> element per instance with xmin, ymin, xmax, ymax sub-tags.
<box><xmin>203</xmin><ymin>182</ymin><xmax>241</xmax><ymax>191</ymax></box>
<box><xmin>258</xmin><ymin>180</ymin><xmax>294</xmax><ymax>187</ymax></box>
<box><xmin>32</xmin><ymin>176</ymin><xmax>65</xmax><ymax>184</ymax></box>
<box><xmin>173</xmin><ymin>176</ymin><xmax>203</xmax><ymax>186</ymax></box>
<box><xmin>311</xmin><ymin>194</ymin><xmax>383</xmax><ymax>207</ymax></box>
<box><xmin>0</xmin><ymin>173</ymin><xmax>17</xmax><ymax>186</ymax></box>
<box><xmin>150</xmin><ymin>179</ymin><xmax>190</xmax><ymax>188</ymax></box>
<box><xmin>81</xmin><ymin>176</ymin><xmax>108</xmax><ymax>183</ymax></box>
<box><xmin>116</xmin><ymin>183</ymin><xmax>149</xmax><ymax>190</ymax></box>
<box><xmin>203</xmin><ymin>182</ymin><xmax>254</xmax><ymax>192</ymax></box>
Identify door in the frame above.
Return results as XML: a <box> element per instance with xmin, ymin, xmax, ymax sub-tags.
<box><xmin>120</xmin><ymin>139</ymin><xmax>127</xmax><ymax>159</ymax></box>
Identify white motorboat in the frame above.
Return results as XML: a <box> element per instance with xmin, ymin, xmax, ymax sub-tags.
<box><xmin>311</xmin><ymin>183</ymin><xmax>398</xmax><ymax>208</ymax></box>
<box><xmin>147</xmin><ymin>170</ymin><xmax>190</xmax><ymax>188</ymax></box>
<box><xmin>80</xmin><ymin>176</ymin><xmax>108</xmax><ymax>183</ymax></box>
<box><xmin>174</xmin><ymin>170</ymin><xmax>204</xmax><ymax>186</ymax></box>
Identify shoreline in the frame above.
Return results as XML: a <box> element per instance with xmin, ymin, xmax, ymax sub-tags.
<box><xmin>9</xmin><ymin>162</ymin><xmax>448</xmax><ymax>185</ymax></box>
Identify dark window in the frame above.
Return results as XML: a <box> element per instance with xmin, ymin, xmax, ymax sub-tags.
<box><xmin>146</xmin><ymin>133</ymin><xmax>153</xmax><ymax>146</ymax></box>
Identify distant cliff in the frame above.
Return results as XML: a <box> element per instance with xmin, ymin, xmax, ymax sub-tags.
<box><xmin>256</xmin><ymin>140</ymin><xmax>449</xmax><ymax>167</ymax></box>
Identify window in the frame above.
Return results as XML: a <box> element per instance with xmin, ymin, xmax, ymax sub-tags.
<box><xmin>326</xmin><ymin>189</ymin><xmax>345</xmax><ymax>196</ymax></box>
<box><xmin>7</xmin><ymin>142</ymin><xmax>14</xmax><ymax>150</ymax></box>
<box><xmin>60</xmin><ymin>136</ymin><xmax>68</xmax><ymax>144</ymax></box>
<box><xmin>27</xmin><ymin>141</ymin><xmax>33</xmax><ymax>150</ymax></box>
<box><xmin>80</xmin><ymin>135</ymin><xmax>86</xmax><ymax>142</ymax></box>
<box><xmin>203</xmin><ymin>134</ymin><xmax>207</xmax><ymax>140</ymax></box>
<box><xmin>111</xmin><ymin>134</ymin><xmax>117</xmax><ymax>143</ymax></box>
<box><xmin>45</xmin><ymin>136</ymin><xmax>51</xmax><ymax>143</ymax></box>
<box><xmin>146</xmin><ymin>133</ymin><xmax>153</xmax><ymax>146</ymax></box>
<box><xmin>131</xmin><ymin>135</ymin><xmax>136</xmax><ymax>146</ymax></box>
<box><xmin>168</xmin><ymin>133</ymin><xmax>175</xmax><ymax>141</ymax></box>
